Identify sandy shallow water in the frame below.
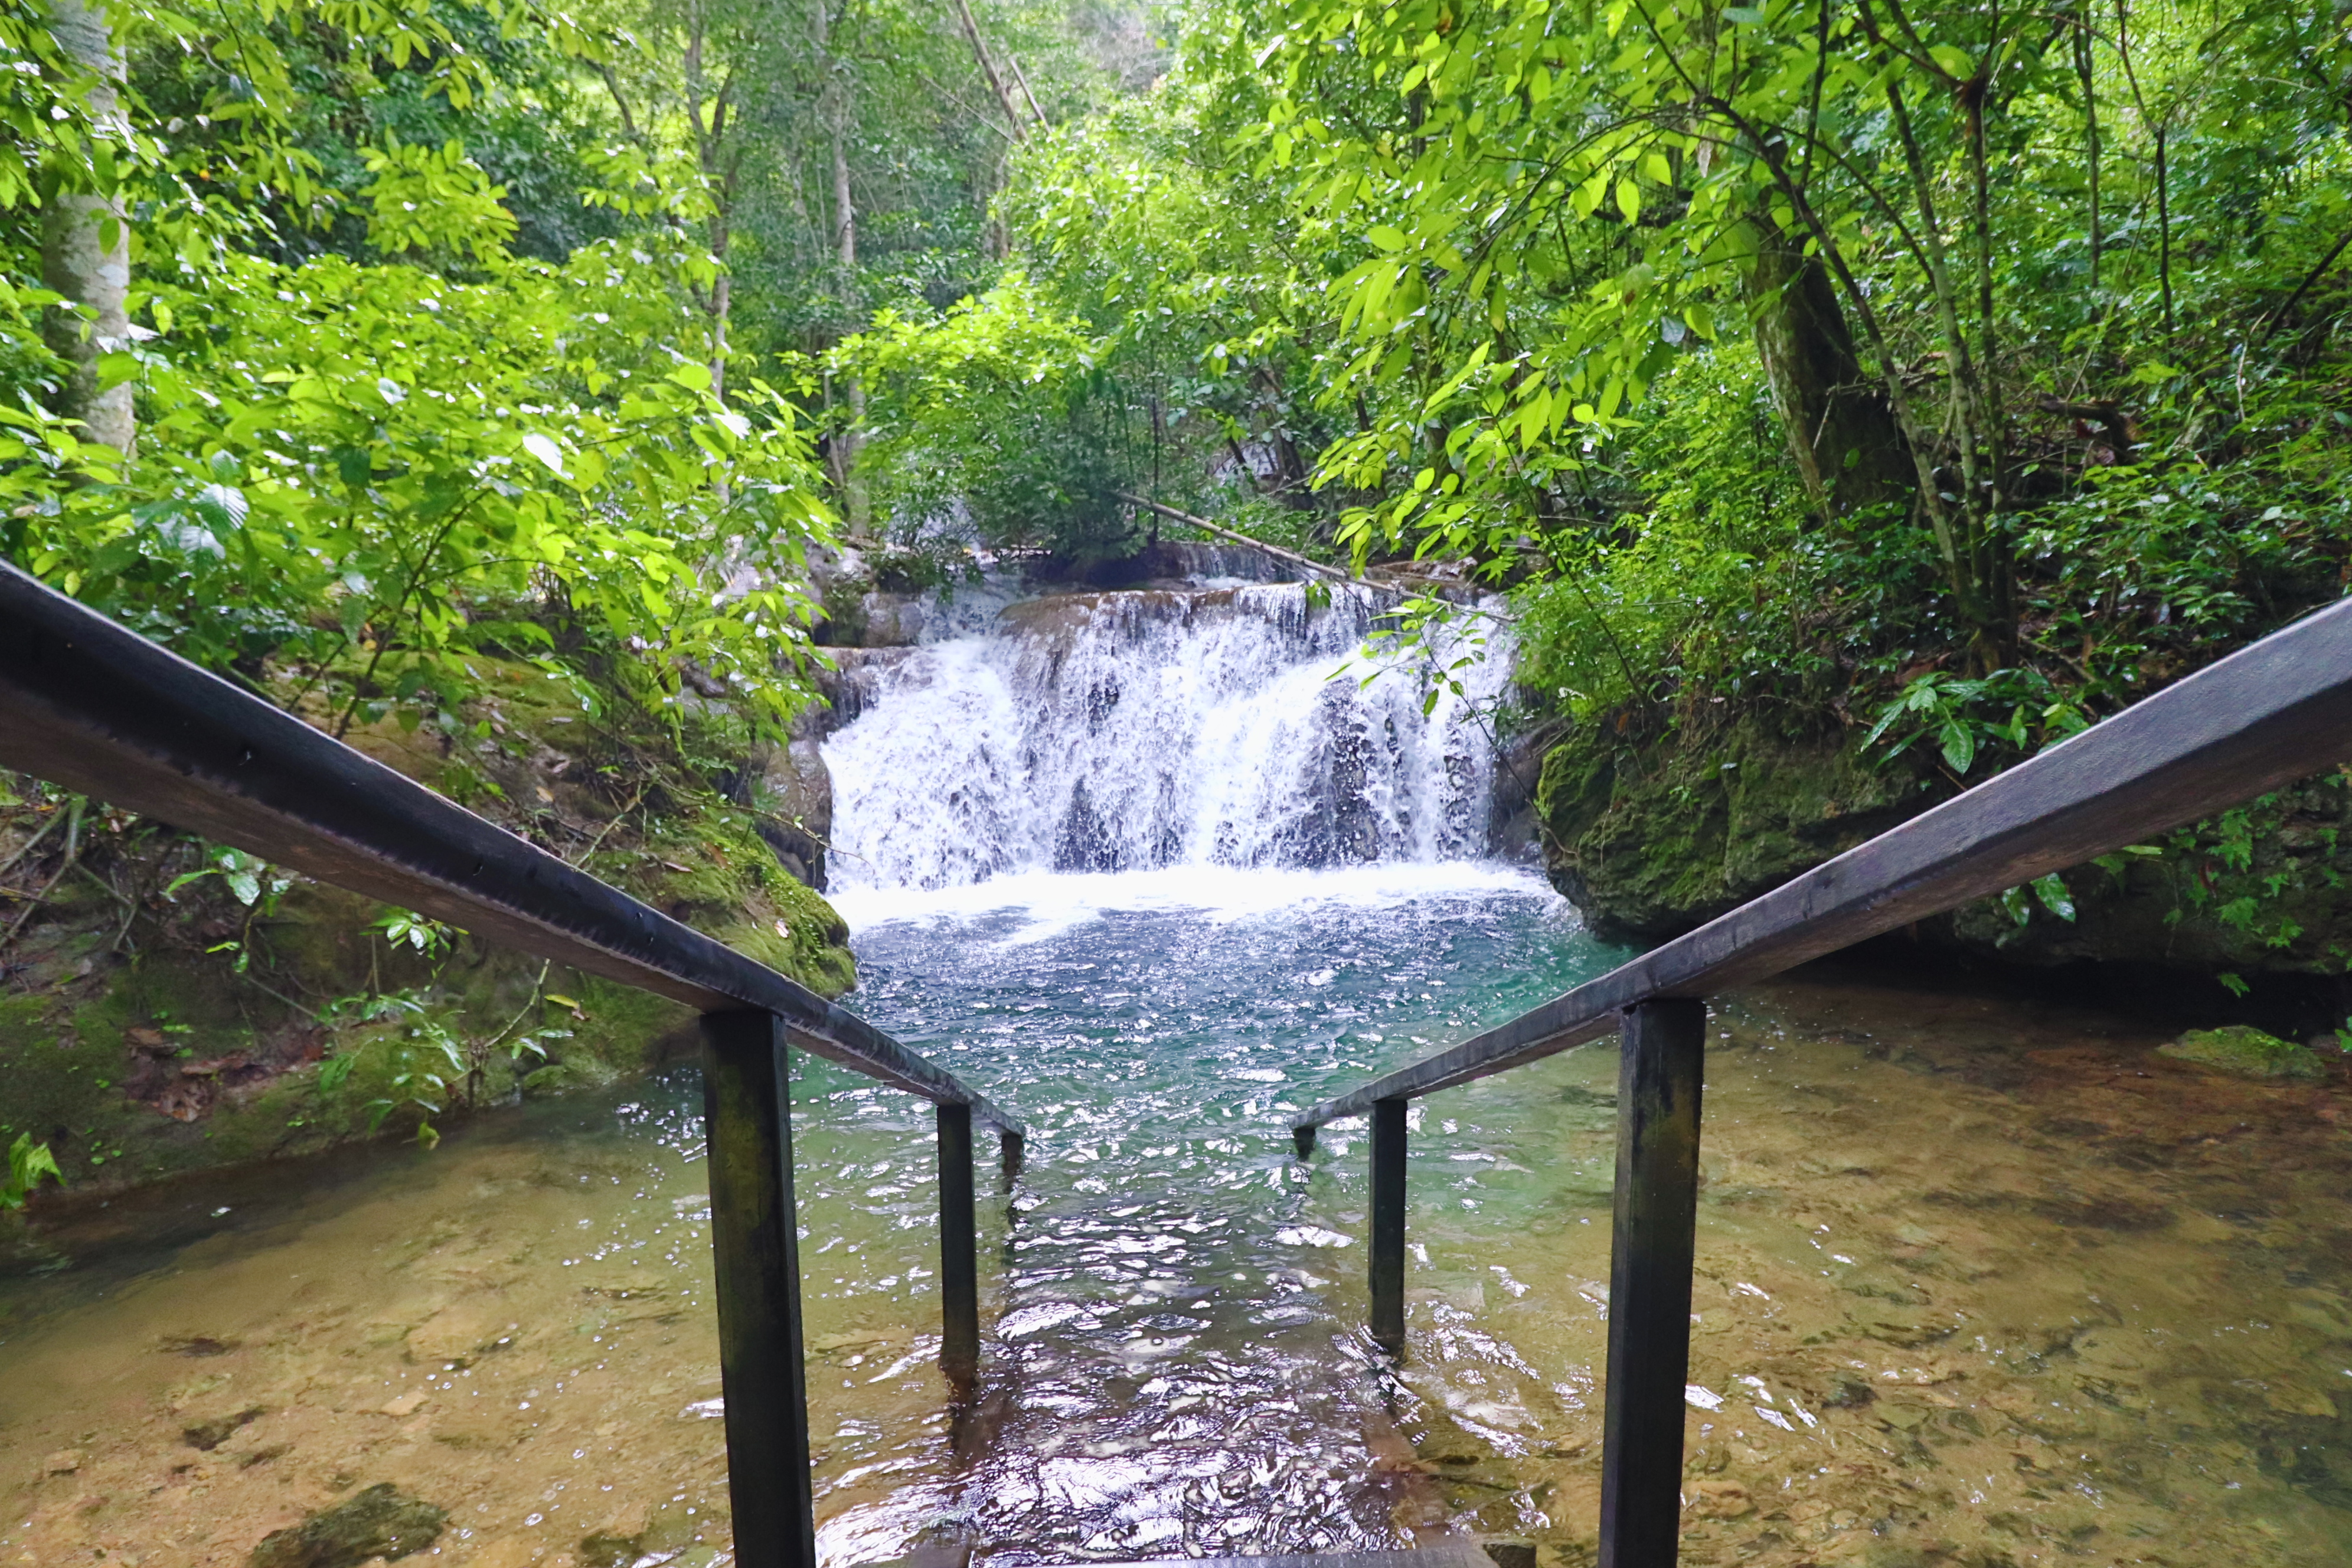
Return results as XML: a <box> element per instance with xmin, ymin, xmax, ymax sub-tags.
<box><xmin>2</xmin><ymin>890</ymin><xmax>2348</xmax><ymax>1568</ymax></box>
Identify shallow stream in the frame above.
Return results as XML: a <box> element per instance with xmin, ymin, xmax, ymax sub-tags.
<box><xmin>4</xmin><ymin>867</ymin><xmax>2350</xmax><ymax>1568</ymax></box>
<box><xmin>8</xmin><ymin>581</ymin><xmax>2352</xmax><ymax>1566</ymax></box>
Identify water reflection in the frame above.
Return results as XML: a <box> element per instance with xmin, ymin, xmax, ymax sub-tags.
<box><xmin>4</xmin><ymin>871</ymin><xmax>2350</xmax><ymax>1568</ymax></box>
<box><xmin>816</xmin><ymin>869</ymin><xmax>1600</xmax><ymax>1566</ymax></box>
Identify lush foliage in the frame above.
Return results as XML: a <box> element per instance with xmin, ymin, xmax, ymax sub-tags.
<box><xmin>8</xmin><ymin>242</ymin><xmax>835</xmax><ymax>730</ymax></box>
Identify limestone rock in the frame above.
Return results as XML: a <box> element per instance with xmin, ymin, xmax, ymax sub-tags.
<box><xmin>748</xmin><ymin>737</ymin><xmax>834</xmax><ymax>889</ymax></box>
<box><xmin>1537</xmin><ymin>708</ymin><xmax>2352</xmax><ymax>981</ymax></box>
<box><xmin>2158</xmin><ymin>1025</ymin><xmax>2324</xmax><ymax>1080</ymax></box>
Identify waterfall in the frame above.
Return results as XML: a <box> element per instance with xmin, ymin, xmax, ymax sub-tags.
<box><xmin>821</xmin><ymin>582</ymin><xmax>1514</xmax><ymax>893</ymax></box>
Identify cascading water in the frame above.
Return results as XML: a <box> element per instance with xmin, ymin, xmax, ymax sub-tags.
<box><xmin>822</xmin><ymin>583</ymin><xmax>1516</xmax><ymax>893</ymax></box>
<box><xmin>6</xmin><ymin>576</ymin><xmax>2346</xmax><ymax>1567</ymax></box>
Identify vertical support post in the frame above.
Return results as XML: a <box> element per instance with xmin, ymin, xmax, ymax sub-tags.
<box><xmin>999</xmin><ymin>1128</ymin><xmax>1025</xmax><ymax>1188</ymax></box>
<box><xmin>1368</xmin><ymin>1096</ymin><xmax>1408</xmax><ymax>1354</ymax></box>
<box><xmin>938</xmin><ymin>1101</ymin><xmax>979</xmax><ymax>1384</ymax></box>
<box><xmin>1597</xmin><ymin>998</ymin><xmax>1708</xmax><ymax>1568</ymax></box>
<box><xmin>700</xmin><ymin>1010</ymin><xmax>816</xmax><ymax>1568</ymax></box>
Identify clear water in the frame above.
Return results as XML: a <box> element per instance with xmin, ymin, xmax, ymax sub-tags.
<box><xmin>6</xmin><ymin>582</ymin><xmax>2351</xmax><ymax>1566</ymax></box>
<box><xmin>6</xmin><ymin>872</ymin><xmax>2351</xmax><ymax>1568</ymax></box>
<box><xmin>815</xmin><ymin>867</ymin><xmax>1605</xmax><ymax>1565</ymax></box>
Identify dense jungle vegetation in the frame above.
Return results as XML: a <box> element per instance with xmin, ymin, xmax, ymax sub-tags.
<box><xmin>3</xmin><ymin>0</ymin><xmax>2350</xmax><ymax>1198</ymax></box>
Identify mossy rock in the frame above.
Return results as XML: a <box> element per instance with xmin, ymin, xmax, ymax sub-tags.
<box><xmin>2157</xmin><ymin>1025</ymin><xmax>2324</xmax><ymax>1080</ymax></box>
<box><xmin>248</xmin><ymin>1482</ymin><xmax>446</xmax><ymax>1566</ymax></box>
<box><xmin>1536</xmin><ymin>711</ymin><xmax>1938</xmax><ymax>942</ymax></box>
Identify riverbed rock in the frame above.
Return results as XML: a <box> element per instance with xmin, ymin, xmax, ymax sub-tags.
<box><xmin>2158</xmin><ymin>1025</ymin><xmax>2325</xmax><ymax>1080</ymax></box>
<box><xmin>1688</xmin><ymin>1479</ymin><xmax>1755</xmax><ymax>1519</ymax></box>
<box><xmin>247</xmin><ymin>1482</ymin><xmax>447</xmax><ymax>1567</ymax></box>
<box><xmin>183</xmin><ymin>1405</ymin><xmax>264</xmax><ymax>1449</ymax></box>
<box><xmin>520</xmin><ymin>1061</ymin><xmax>588</xmax><ymax>1098</ymax></box>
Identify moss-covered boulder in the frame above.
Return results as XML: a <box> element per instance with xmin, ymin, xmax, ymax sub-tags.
<box><xmin>2158</xmin><ymin>1025</ymin><xmax>2327</xmax><ymax>1080</ymax></box>
<box><xmin>1536</xmin><ymin>707</ymin><xmax>2352</xmax><ymax>986</ymax></box>
<box><xmin>0</xmin><ymin>651</ymin><xmax>860</xmax><ymax>1222</ymax></box>
<box><xmin>1537</xmin><ymin>711</ymin><xmax>1941</xmax><ymax>943</ymax></box>
<box><xmin>248</xmin><ymin>1482</ymin><xmax>446</xmax><ymax>1566</ymax></box>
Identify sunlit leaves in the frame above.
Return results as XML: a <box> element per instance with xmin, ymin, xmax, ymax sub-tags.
<box><xmin>12</xmin><ymin>239</ymin><xmax>837</xmax><ymax>736</ymax></box>
<box><xmin>360</xmin><ymin>133</ymin><xmax>520</xmax><ymax>260</ymax></box>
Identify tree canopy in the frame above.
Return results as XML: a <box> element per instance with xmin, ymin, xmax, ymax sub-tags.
<box><xmin>3</xmin><ymin>0</ymin><xmax>2347</xmax><ymax>766</ymax></box>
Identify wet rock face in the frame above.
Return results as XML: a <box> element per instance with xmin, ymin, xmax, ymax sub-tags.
<box><xmin>1537</xmin><ymin>713</ymin><xmax>1936</xmax><ymax>943</ymax></box>
<box><xmin>1537</xmin><ymin>709</ymin><xmax>2352</xmax><ymax>983</ymax></box>
<box><xmin>247</xmin><ymin>1483</ymin><xmax>446</xmax><ymax>1566</ymax></box>
<box><xmin>1053</xmin><ymin>778</ymin><xmax>1123</xmax><ymax>872</ymax></box>
<box><xmin>1268</xmin><ymin>685</ymin><xmax>1384</xmax><ymax>868</ymax></box>
<box><xmin>749</xmin><ymin>736</ymin><xmax>836</xmax><ymax>890</ymax></box>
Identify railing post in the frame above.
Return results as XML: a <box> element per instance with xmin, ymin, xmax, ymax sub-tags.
<box><xmin>937</xmin><ymin>1102</ymin><xmax>979</xmax><ymax>1384</ymax></box>
<box><xmin>701</xmin><ymin>1010</ymin><xmax>817</xmax><ymax>1568</ymax></box>
<box><xmin>1369</xmin><ymin>1096</ymin><xmax>1408</xmax><ymax>1355</ymax></box>
<box><xmin>1598</xmin><ymin>997</ymin><xmax>1707</xmax><ymax>1568</ymax></box>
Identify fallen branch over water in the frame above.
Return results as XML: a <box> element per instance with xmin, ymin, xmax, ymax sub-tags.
<box><xmin>1114</xmin><ymin>493</ymin><xmax>1354</xmax><ymax>583</ymax></box>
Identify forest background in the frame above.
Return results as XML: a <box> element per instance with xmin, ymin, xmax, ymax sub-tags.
<box><xmin>3</xmin><ymin>0</ymin><xmax>2351</xmax><ymax>1203</ymax></box>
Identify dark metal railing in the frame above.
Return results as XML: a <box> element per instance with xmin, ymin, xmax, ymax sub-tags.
<box><xmin>1292</xmin><ymin>596</ymin><xmax>2352</xmax><ymax>1568</ymax></box>
<box><xmin>0</xmin><ymin>561</ymin><xmax>1023</xmax><ymax>1568</ymax></box>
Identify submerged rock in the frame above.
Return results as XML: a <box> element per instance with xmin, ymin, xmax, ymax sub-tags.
<box><xmin>2158</xmin><ymin>1025</ymin><xmax>2324</xmax><ymax>1080</ymax></box>
<box><xmin>247</xmin><ymin>1483</ymin><xmax>446</xmax><ymax>1567</ymax></box>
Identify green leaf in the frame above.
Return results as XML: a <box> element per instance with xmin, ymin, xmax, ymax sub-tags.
<box><xmin>1938</xmin><ymin>718</ymin><xmax>1976</xmax><ymax>775</ymax></box>
<box><xmin>2031</xmin><ymin>873</ymin><xmax>2076</xmax><ymax>922</ymax></box>
<box><xmin>3</xmin><ymin>1133</ymin><xmax>64</xmax><ymax>1210</ymax></box>
<box><xmin>318</xmin><ymin>1054</ymin><xmax>357</xmax><ymax>1093</ymax></box>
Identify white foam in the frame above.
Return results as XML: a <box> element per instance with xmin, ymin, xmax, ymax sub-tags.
<box><xmin>821</xmin><ymin>583</ymin><xmax>1517</xmax><ymax>893</ymax></box>
<box><xmin>825</xmin><ymin>861</ymin><xmax>1564</xmax><ymax>937</ymax></box>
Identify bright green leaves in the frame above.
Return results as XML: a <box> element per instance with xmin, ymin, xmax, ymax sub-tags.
<box><xmin>14</xmin><ymin>239</ymin><xmax>836</xmax><ymax>740</ymax></box>
<box><xmin>2000</xmin><ymin>873</ymin><xmax>2077</xmax><ymax>927</ymax></box>
<box><xmin>1863</xmin><ymin>669</ymin><xmax>2093</xmax><ymax>778</ymax></box>
<box><xmin>360</xmin><ymin>134</ymin><xmax>519</xmax><ymax>262</ymax></box>
<box><xmin>834</xmin><ymin>274</ymin><xmax>1144</xmax><ymax>558</ymax></box>
<box><xmin>2</xmin><ymin>1133</ymin><xmax>63</xmax><ymax>1210</ymax></box>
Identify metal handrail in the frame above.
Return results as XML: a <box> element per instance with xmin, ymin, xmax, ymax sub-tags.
<box><xmin>0</xmin><ymin>561</ymin><xmax>1020</xmax><ymax>1568</ymax></box>
<box><xmin>1296</xmin><ymin>594</ymin><xmax>2352</xmax><ymax>1133</ymax></box>
<box><xmin>0</xmin><ymin>563</ymin><xmax>1022</xmax><ymax>1134</ymax></box>
<box><xmin>1291</xmin><ymin>594</ymin><xmax>2352</xmax><ymax>1568</ymax></box>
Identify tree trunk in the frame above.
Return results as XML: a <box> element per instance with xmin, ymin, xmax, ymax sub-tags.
<box><xmin>1740</xmin><ymin>216</ymin><xmax>1909</xmax><ymax>518</ymax></box>
<box><xmin>41</xmin><ymin>0</ymin><xmax>133</xmax><ymax>455</ymax></box>
<box><xmin>949</xmin><ymin>0</ymin><xmax>1027</xmax><ymax>141</ymax></box>
<box><xmin>816</xmin><ymin>0</ymin><xmax>867</xmax><ymax>525</ymax></box>
<box><xmin>682</xmin><ymin>0</ymin><xmax>732</xmax><ymax>400</ymax></box>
